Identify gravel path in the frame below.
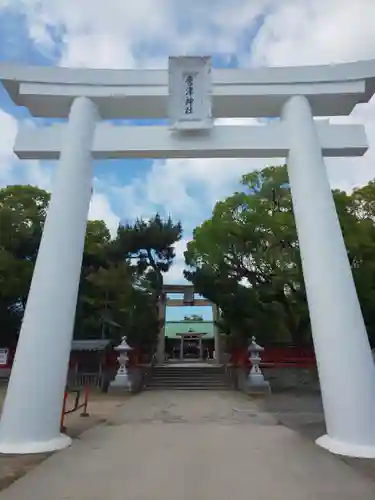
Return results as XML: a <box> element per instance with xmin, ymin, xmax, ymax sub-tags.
<box><xmin>1</xmin><ymin>390</ymin><xmax>374</xmax><ymax>499</ymax></box>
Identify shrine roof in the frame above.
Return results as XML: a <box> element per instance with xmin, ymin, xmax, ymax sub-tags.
<box><xmin>165</xmin><ymin>321</ymin><xmax>214</xmax><ymax>339</ymax></box>
<box><xmin>71</xmin><ymin>339</ymin><xmax>111</xmax><ymax>351</ymax></box>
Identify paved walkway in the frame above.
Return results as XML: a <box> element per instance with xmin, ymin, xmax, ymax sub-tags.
<box><xmin>1</xmin><ymin>391</ymin><xmax>375</xmax><ymax>499</ymax></box>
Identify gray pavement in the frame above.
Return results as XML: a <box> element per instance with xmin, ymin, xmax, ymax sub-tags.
<box><xmin>1</xmin><ymin>390</ymin><xmax>375</xmax><ymax>499</ymax></box>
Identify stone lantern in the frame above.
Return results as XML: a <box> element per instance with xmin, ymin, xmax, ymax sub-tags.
<box><xmin>246</xmin><ymin>336</ymin><xmax>270</xmax><ymax>393</ymax></box>
<box><xmin>109</xmin><ymin>336</ymin><xmax>133</xmax><ymax>392</ymax></box>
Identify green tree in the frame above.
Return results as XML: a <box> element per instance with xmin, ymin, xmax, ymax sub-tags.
<box><xmin>337</xmin><ymin>183</ymin><xmax>375</xmax><ymax>344</ymax></box>
<box><xmin>184</xmin><ymin>314</ymin><xmax>204</xmax><ymax>321</ymax></box>
<box><xmin>186</xmin><ymin>164</ymin><xmax>375</xmax><ymax>347</ymax></box>
<box><xmin>83</xmin><ymin>262</ymin><xmax>159</xmax><ymax>351</ymax></box>
<box><xmin>0</xmin><ymin>185</ymin><xmax>182</xmax><ymax>353</ymax></box>
<box><xmin>0</xmin><ymin>185</ymin><xmax>50</xmax><ymax>345</ymax></box>
<box><xmin>74</xmin><ymin>219</ymin><xmax>113</xmax><ymax>339</ymax></box>
<box><xmin>185</xmin><ymin>165</ymin><xmax>309</xmax><ymax>345</ymax></box>
<box><xmin>0</xmin><ymin>185</ymin><xmax>50</xmax><ymax>261</ymax></box>
<box><xmin>113</xmin><ymin>214</ymin><xmax>182</xmax><ymax>296</ymax></box>
<box><xmin>111</xmin><ymin>214</ymin><xmax>183</xmax><ymax>350</ymax></box>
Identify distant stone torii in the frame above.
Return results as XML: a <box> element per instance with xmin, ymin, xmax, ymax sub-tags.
<box><xmin>157</xmin><ymin>284</ymin><xmax>221</xmax><ymax>364</ymax></box>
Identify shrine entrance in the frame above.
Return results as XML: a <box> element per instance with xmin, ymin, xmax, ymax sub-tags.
<box><xmin>158</xmin><ymin>284</ymin><xmax>221</xmax><ymax>364</ymax></box>
<box><xmin>176</xmin><ymin>333</ymin><xmax>207</xmax><ymax>360</ymax></box>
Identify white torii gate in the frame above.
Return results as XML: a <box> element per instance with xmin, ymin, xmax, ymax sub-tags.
<box><xmin>1</xmin><ymin>57</ymin><xmax>375</xmax><ymax>458</ymax></box>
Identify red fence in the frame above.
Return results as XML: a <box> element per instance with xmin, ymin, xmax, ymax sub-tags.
<box><xmin>0</xmin><ymin>348</ymin><xmax>14</xmax><ymax>371</ymax></box>
<box><xmin>230</xmin><ymin>346</ymin><xmax>316</xmax><ymax>368</ymax></box>
<box><xmin>3</xmin><ymin>345</ymin><xmax>315</xmax><ymax>373</ymax></box>
<box><xmin>60</xmin><ymin>385</ymin><xmax>90</xmax><ymax>432</ymax></box>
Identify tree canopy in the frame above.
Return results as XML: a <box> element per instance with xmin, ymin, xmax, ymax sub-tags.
<box><xmin>184</xmin><ymin>315</ymin><xmax>204</xmax><ymax>321</ymax></box>
<box><xmin>113</xmin><ymin>214</ymin><xmax>182</xmax><ymax>297</ymax></box>
<box><xmin>0</xmin><ymin>185</ymin><xmax>50</xmax><ymax>346</ymax></box>
<box><xmin>0</xmin><ymin>185</ymin><xmax>182</xmax><ymax>352</ymax></box>
<box><xmin>4</xmin><ymin>172</ymin><xmax>375</xmax><ymax>353</ymax></box>
<box><xmin>184</xmin><ymin>165</ymin><xmax>375</xmax><ymax>347</ymax></box>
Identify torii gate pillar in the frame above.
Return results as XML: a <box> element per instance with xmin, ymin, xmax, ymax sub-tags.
<box><xmin>283</xmin><ymin>95</ymin><xmax>375</xmax><ymax>458</ymax></box>
<box><xmin>0</xmin><ymin>97</ymin><xmax>99</xmax><ymax>454</ymax></box>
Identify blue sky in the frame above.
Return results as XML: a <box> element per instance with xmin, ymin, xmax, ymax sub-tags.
<box><xmin>1</xmin><ymin>0</ymin><xmax>375</xmax><ymax>321</ymax></box>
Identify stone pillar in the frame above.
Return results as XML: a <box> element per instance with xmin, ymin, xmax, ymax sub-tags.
<box><xmin>199</xmin><ymin>336</ymin><xmax>203</xmax><ymax>359</ymax></box>
<box><xmin>212</xmin><ymin>304</ymin><xmax>221</xmax><ymax>364</ymax></box>
<box><xmin>282</xmin><ymin>95</ymin><xmax>375</xmax><ymax>458</ymax></box>
<box><xmin>156</xmin><ymin>293</ymin><xmax>166</xmax><ymax>364</ymax></box>
<box><xmin>180</xmin><ymin>336</ymin><xmax>184</xmax><ymax>360</ymax></box>
<box><xmin>0</xmin><ymin>97</ymin><xmax>98</xmax><ymax>454</ymax></box>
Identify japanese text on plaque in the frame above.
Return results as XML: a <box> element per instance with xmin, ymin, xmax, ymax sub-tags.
<box><xmin>184</xmin><ymin>74</ymin><xmax>194</xmax><ymax>114</ymax></box>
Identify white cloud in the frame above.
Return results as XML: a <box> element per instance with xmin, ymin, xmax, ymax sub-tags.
<box><xmin>248</xmin><ymin>0</ymin><xmax>375</xmax><ymax>67</ymax></box>
<box><xmin>246</xmin><ymin>0</ymin><xmax>375</xmax><ymax>193</ymax></box>
<box><xmin>17</xmin><ymin>0</ymin><xmax>268</xmax><ymax>68</ymax></box>
<box><xmin>0</xmin><ymin>109</ymin><xmax>54</xmax><ymax>188</ymax></box>
<box><xmin>0</xmin><ymin>109</ymin><xmax>119</xmax><ymax>235</ymax></box>
<box><xmin>0</xmin><ymin>108</ymin><xmax>18</xmax><ymax>184</ymax></box>
<box><xmin>324</xmin><ymin>100</ymin><xmax>375</xmax><ymax>192</ymax></box>
<box><xmin>3</xmin><ymin>0</ymin><xmax>375</xmax><ymax>284</ymax></box>
<box><xmin>89</xmin><ymin>192</ymin><xmax>120</xmax><ymax>237</ymax></box>
<box><xmin>113</xmin><ymin>157</ymin><xmax>260</xmax><ymax>234</ymax></box>
<box><xmin>165</xmin><ymin>237</ymin><xmax>190</xmax><ymax>284</ymax></box>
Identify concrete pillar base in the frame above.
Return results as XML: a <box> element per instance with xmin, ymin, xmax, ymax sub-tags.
<box><xmin>316</xmin><ymin>434</ymin><xmax>375</xmax><ymax>458</ymax></box>
<box><xmin>0</xmin><ymin>433</ymin><xmax>71</xmax><ymax>455</ymax></box>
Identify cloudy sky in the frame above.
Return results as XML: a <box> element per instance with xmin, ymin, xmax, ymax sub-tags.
<box><xmin>1</xmin><ymin>0</ymin><xmax>375</xmax><ymax>304</ymax></box>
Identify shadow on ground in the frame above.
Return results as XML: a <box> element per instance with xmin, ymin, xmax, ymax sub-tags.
<box><xmin>257</xmin><ymin>390</ymin><xmax>375</xmax><ymax>483</ymax></box>
<box><xmin>0</xmin><ymin>389</ymin><xmax>126</xmax><ymax>492</ymax></box>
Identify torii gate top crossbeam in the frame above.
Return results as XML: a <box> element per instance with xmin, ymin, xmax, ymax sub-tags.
<box><xmin>162</xmin><ymin>284</ymin><xmax>213</xmax><ymax>307</ymax></box>
<box><xmin>1</xmin><ymin>59</ymin><xmax>375</xmax><ymax>119</ymax></box>
<box><xmin>163</xmin><ymin>284</ymin><xmax>194</xmax><ymax>294</ymax></box>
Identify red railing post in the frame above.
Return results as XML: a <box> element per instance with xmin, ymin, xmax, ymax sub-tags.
<box><xmin>60</xmin><ymin>390</ymin><xmax>68</xmax><ymax>432</ymax></box>
<box><xmin>80</xmin><ymin>385</ymin><xmax>90</xmax><ymax>417</ymax></box>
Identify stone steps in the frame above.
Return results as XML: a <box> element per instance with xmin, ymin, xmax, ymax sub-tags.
<box><xmin>146</xmin><ymin>365</ymin><xmax>232</xmax><ymax>390</ymax></box>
